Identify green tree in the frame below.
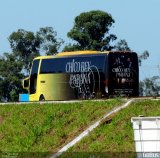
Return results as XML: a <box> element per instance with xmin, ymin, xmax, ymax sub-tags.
<box><xmin>114</xmin><ymin>39</ymin><xmax>131</xmax><ymax>51</ymax></box>
<box><xmin>37</xmin><ymin>27</ymin><xmax>64</xmax><ymax>55</ymax></box>
<box><xmin>9</xmin><ymin>27</ymin><xmax>63</xmax><ymax>74</ymax></box>
<box><xmin>139</xmin><ymin>81</ymin><xmax>145</xmax><ymax>96</ymax></box>
<box><xmin>138</xmin><ymin>50</ymin><xmax>149</xmax><ymax>66</ymax></box>
<box><xmin>140</xmin><ymin>76</ymin><xmax>160</xmax><ymax>96</ymax></box>
<box><xmin>9</xmin><ymin>29</ymin><xmax>40</xmax><ymax>74</ymax></box>
<box><xmin>0</xmin><ymin>53</ymin><xmax>24</xmax><ymax>101</ymax></box>
<box><xmin>63</xmin><ymin>10</ymin><xmax>116</xmax><ymax>51</ymax></box>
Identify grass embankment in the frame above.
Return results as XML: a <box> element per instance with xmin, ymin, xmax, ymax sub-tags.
<box><xmin>66</xmin><ymin>99</ymin><xmax>160</xmax><ymax>154</ymax></box>
<box><xmin>0</xmin><ymin>99</ymin><xmax>122</xmax><ymax>152</ymax></box>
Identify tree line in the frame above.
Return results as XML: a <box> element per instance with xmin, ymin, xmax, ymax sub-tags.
<box><xmin>0</xmin><ymin>10</ymin><xmax>159</xmax><ymax>101</ymax></box>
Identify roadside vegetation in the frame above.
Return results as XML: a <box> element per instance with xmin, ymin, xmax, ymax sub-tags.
<box><xmin>1</xmin><ymin>99</ymin><xmax>160</xmax><ymax>158</ymax></box>
<box><xmin>61</xmin><ymin>99</ymin><xmax>160</xmax><ymax>157</ymax></box>
<box><xmin>0</xmin><ymin>99</ymin><xmax>122</xmax><ymax>153</ymax></box>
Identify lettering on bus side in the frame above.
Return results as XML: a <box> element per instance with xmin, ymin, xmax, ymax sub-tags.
<box><xmin>112</xmin><ymin>68</ymin><xmax>131</xmax><ymax>77</ymax></box>
<box><xmin>65</xmin><ymin>59</ymin><xmax>100</xmax><ymax>99</ymax></box>
<box><xmin>65</xmin><ymin>59</ymin><xmax>91</xmax><ymax>73</ymax></box>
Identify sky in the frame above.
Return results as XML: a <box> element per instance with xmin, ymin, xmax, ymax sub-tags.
<box><xmin>0</xmin><ymin>0</ymin><xmax>160</xmax><ymax>80</ymax></box>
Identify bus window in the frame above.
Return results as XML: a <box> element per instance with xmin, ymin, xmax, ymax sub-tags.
<box><xmin>40</xmin><ymin>55</ymin><xmax>106</xmax><ymax>74</ymax></box>
<box><xmin>23</xmin><ymin>77</ymin><xmax>29</xmax><ymax>89</ymax></box>
<box><xmin>40</xmin><ymin>58</ymin><xmax>66</xmax><ymax>74</ymax></box>
<box><xmin>30</xmin><ymin>59</ymin><xmax>40</xmax><ymax>94</ymax></box>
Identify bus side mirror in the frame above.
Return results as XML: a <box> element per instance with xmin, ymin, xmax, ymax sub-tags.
<box><xmin>23</xmin><ymin>78</ymin><xmax>30</xmax><ymax>89</ymax></box>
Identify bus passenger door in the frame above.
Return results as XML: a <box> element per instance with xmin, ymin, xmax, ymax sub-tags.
<box><xmin>29</xmin><ymin>59</ymin><xmax>40</xmax><ymax>101</ymax></box>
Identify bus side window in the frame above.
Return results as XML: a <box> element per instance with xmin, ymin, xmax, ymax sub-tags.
<box><xmin>23</xmin><ymin>78</ymin><xmax>29</xmax><ymax>89</ymax></box>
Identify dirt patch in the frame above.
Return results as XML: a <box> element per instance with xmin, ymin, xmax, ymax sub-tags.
<box><xmin>0</xmin><ymin>115</ymin><xmax>4</xmax><ymax>124</ymax></box>
<box><xmin>101</xmin><ymin>113</ymin><xmax>117</xmax><ymax>125</ymax></box>
<box><xmin>0</xmin><ymin>133</ymin><xmax>4</xmax><ymax>139</ymax></box>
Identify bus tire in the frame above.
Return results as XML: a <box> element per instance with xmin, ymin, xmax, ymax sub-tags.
<box><xmin>39</xmin><ymin>95</ymin><xmax>45</xmax><ymax>101</ymax></box>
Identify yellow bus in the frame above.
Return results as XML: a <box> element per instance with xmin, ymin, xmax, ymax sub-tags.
<box><xmin>23</xmin><ymin>51</ymin><xmax>139</xmax><ymax>101</ymax></box>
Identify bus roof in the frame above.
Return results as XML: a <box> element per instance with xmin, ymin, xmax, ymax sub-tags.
<box><xmin>34</xmin><ymin>50</ymin><xmax>134</xmax><ymax>60</ymax></box>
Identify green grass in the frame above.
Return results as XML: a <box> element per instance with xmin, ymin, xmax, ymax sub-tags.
<box><xmin>66</xmin><ymin>99</ymin><xmax>160</xmax><ymax>154</ymax></box>
<box><xmin>0</xmin><ymin>99</ymin><xmax>122</xmax><ymax>152</ymax></box>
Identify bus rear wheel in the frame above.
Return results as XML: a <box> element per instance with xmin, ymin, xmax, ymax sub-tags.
<box><xmin>39</xmin><ymin>95</ymin><xmax>45</xmax><ymax>101</ymax></box>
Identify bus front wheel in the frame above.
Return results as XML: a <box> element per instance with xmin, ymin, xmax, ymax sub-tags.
<box><xmin>39</xmin><ymin>95</ymin><xmax>45</xmax><ymax>101</ymax></box>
